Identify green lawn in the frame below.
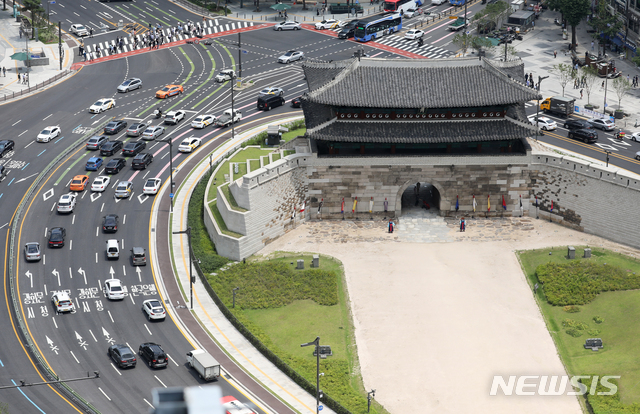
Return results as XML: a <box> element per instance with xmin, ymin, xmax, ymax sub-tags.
<box><xmin>209</xmin><ymin>201</ymin><xmax>243</xmax><ymax>238</ymax></box>
<box><xmin>208</xmin><ymin>147</ymin><xmax>273</xmax><ymax>202</ymax></box>
<box><xmin>249</xmin><ymin>159</ymin><xmax>260</xmax><ymax>172</ymax></box>
<box><xmin>281</xmin><ymin>127</ymin><xmax>306</xmax><ymax>143</ymax></box>
<box><xmin>220</xmin><ymin>184</ymin><xmax>247</xmax><ymax>212</ymax></box>
<box><xmin>518</xmin><ymin>247</ymin><xmax>640</xmax><ymax>410</ymax></box>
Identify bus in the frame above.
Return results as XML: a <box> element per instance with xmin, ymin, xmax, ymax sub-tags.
<box><xmin>384</xmin><ymin>0</ymin><xmax>422</xmax><ymax>13</ymax></box>
<box><xmin>448</xmin><ymin>0</ymin><xmax>465</xmax><ymax>5</ymax></box>
<box><xmin>354</xmin><ymin>14</ymin><xmax>403</xmax><ymax>42</ymax></box>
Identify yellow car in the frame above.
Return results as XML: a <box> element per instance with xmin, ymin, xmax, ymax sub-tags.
<box><xmin>155</xmin><ymin>84</ymin><xmax>183</xmax><ymax>99</ymax></box>
<box><xmin>89</xmin><ymin>98</ymin><xmax>115</xmax><ymax>114</ymax></box>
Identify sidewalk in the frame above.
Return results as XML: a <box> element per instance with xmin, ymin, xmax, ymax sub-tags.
<box><xmin>513</xmin><ymin>10</ymin><xmax>640</xmax><ymax>128</ymax></box>
<box><xmin>0</xmin><ymin>5</ymin><xmax>74</xmax><ymax>104</ymax></box>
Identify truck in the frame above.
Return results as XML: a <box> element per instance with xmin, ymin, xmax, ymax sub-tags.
<box><xmin>539</xmin><ymin>96</ymin><xmax>575</xmax><ymax>117</ymax></box>
<box><xmin>186</xmin><ymin>349</ymin><xmax>221</xmax><ymax>381</ymax></box>
<box><xmin>216</xmin><ymin>109</ymin><xmax>242</xmax><ymax>127</ymax></box>
<box><xmin>448</xmin><ymin>17</ymin><xmax>468</xmax><ymax>31</ymax></box>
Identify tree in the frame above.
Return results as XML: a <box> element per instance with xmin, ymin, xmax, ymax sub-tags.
<box><xmin>21</xmin><ymin>0</ymin><xmax>44</xmax><ymax>38</ymax></box>
<box><xmin>551</xmin><ymin>63</ymin><xmax>575</xmax><ymax>97</ymax></box>
<box><xmin>612</xmin><ymin>77</ymin><xmax>631</xmax><ymax>112</ymax></box>
<box><xmin>472</xmin><ymin>0</ymin><xmax>511</xmax><ymax>34</ymax></box>
<box><xmin>452</xmin><ymin>32</ymin><xmax>472</xmax><ymax>56</ymax></box>
<box><xmin>579</xmin><ymin>66</ymin><xmax>599</xmax><ymax>106</ymax></box>
<box><xmin>563</xmin><ymin>0</ymin><xmax>590</xmax><ymax>49</ymax></box>
<box><xmin>471</xmin><ymin>36</ymin><xmax>495</xmax><ymax>56</ymax></box>
<box><xmin>589</xmin><ymin>1</ymin><xmax>623</xmax><ymax>56</ymax></box>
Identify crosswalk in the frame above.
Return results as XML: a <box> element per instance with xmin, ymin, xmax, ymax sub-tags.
<box><xmin>82</xmin><ymin>19</ymin><xmax>255</xmax><ymax>57</ymax></box>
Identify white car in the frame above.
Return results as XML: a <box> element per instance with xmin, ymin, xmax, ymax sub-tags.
<box><xmin>143</xmin><ymin>178</ymin><xmax>162</xmax><ymax>195</ymax></box>
<box><xmin>588</xmin><ymin>118</ymin><xmax>615</xmax><ymax>131</ymax></box>
<box><xmin>178</xmin><ymin>137</ymin><xmax>202</xmax><ymax>153</ymax></box>
<box><xmin>215</xmin><ymin>69</ymin><xmax>236</xmax><ymax>83</ymax></box>
<box><xmin>57</xmin><ymin>193</ymin><xmax>77</xmax><ymax>214</ymax></box>
<box><xmin>404</xmin><ymin>29</ymin><xmax>424</xmax><ymax>40</ymax></box>
<box><xmin>530</xmin><ymin>116</ymin><xmax>558</xmax><ymax>131</ymax></box>
<box><xmin>91</xmin><ymin>176</ymin><xmax>110</xmax><ymax>192</ymax></box>
<box><xmin>37</xmin><ymin>126</ymin><xmax>61</xmax><ymax>143</ymax></box>
<box><xmin>164</xmin><ymin>110</ymin><xmax>186</xmax><ymax>125</ymax></box>
<box><xmin>142</xmin><ymin>299</ymin><xmax>166</xmax><ymax>320</ymax></box>
<box><xmin>278</xmin><ymin>50</ymin><xmax>304</xmax><ymax>64</ymax></box>
<box><xmin>70</xmin><ymin>24</ymin><xmax>89</xmax><ymax>36</ymax></box>
<box><xmin>89</xmin><ymin>98</ymin><xmax>115</xmax><ymax>114</ymax></box>
<box><xmin>631</xmin><ymin>132</ymin><xmax>640</xmax><ymax>142</ymax></box>
<box><xmin>404</xmin><ymin>8</ymin><xmax>423</xmax><ymax>18</ymax></box>
<box><xmin>431</xmin><ymin>0</ymin><xmax>446</xmax><ymax>4</ymax></box>
<box><xmin>52</xmin><ymin>292</ymin><xmax>75</xmax><ymax>313</ymax></box>
<box><xmin>191</xmin><ymin>114</ymin><xmax>216</xmax><ymax>129</ymax></box>
<box><xmin>258</xmin><ymin>87</ymin><xmax>284</xmax><ymax>97</ymax></box>
<box><xmin>274</xmin><ymin>21</ymin><xmax>302</xmax><ymax>31</ymax></box>
<box><xmin>142</xmin><ymin>125</ymin><xmax>165</xmax><ymax>140</ymax></box>
<box><xmin>104</xmin><ymin>279</ymin><xmax>125</xmax><ymax>300</ymax></box>
<box><xmin>315</xmin><ymin>19</ymin><xmax>341</xmax><ymax>30</ymax></box>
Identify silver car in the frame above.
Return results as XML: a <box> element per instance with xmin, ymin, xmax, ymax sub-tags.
<box><xmin>142</xmin><ymin>125</ymin><xmax>165</xmax><ymax>140</ymax></box>
<box><xmin>127</xmin><ymin>123</ymin><xmax>147</xmax><ymax>137</ymax></box>
<box><xmin>278</xmin><ymin>50</ymin><xmax>304</xmax><ymax>64</ymax></box>
<box><xmin>587</xmin><ymin>117</ymin><xmax>615</xmax><ymax>131</ymax></box>
<box><xmin>114</xmin><ymin>181</ymin><xmax>133</xmax><ymax>198</ymax></box>
<box><xmin>117</xmin><ymin>78</ymin><xmax>142</xmax><ymax>93</ymax></box>
<box><xmin>274</xmin><ymin>21</ymin><xmax>301</xmax><ymax>31</ymax></box>
<box><xmin>24</xmin><ymin>242</ymin><xmax>41</xmax><ymax>262</ymax></box>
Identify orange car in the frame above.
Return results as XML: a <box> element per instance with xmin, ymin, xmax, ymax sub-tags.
<box><xmin>69</xmin><ymin>175</ymin><xmax>89</xmax><ymax>192</ymax></box>
<box><xmin>155</xmin><ymin>84</ymin><xmax>183</xmax><ymax>99</ymax></box>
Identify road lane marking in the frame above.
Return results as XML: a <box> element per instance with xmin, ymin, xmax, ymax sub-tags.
<box><xmin>144</xmin><ymin>324</ymin><xmax>152</xmax><ymax>335</ymax></box>
<box><xmin>99</xmin><ymin>387</ymin><xmax>112</xmax><ymax>401</ymax></box>
<box><xmin>110</xmin><ymin>363</ymin><xmax>122</xmax><ymax>376</ymax></box>
<box><xmin>108</xmin><ymin>310</ymin><xmax>114</xmax><ymax>323</ymax></box>
<box><xmin>154</xmin><ymin>375</ymin><xmax>167</xmax><ymax>388</ymax></box>
<box><xmin>69</xmin><ymin>351</ymin><xmax>79</xmax><ymax>363</ymax></box>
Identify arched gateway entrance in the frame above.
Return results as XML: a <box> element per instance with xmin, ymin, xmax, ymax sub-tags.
<box><xmin>395</xmin><ymin>179</ymin><xmax>444</xmax><ymax>216</ymax></box>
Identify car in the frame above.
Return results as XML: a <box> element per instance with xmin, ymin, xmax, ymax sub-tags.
<box><xmin>431</xmin><ymin>0</ymin><xmax>446</xmax><ymax>4</ymax></box>
<box><xmin>0</xmin><ymin>166</ymin><xmax>6</xmax><ymax>182</ymax></box>
<box><xmin>221</xmin><ymin>396</ymin><xmax>257</xmax><ymax>414</ymax></box>
<box><xmin>89</xmin><ymin>98</ymin><xmax>115</xmax><ymax>114</ymax></box>
<box><xmin>530</xmin><ymin>116</ymin><xmax>558</xmax><ymax>131</ymax></box>
<box><xmin>104</xmin><ymin>279</ymin><xmax>125</xmax><ymax>300</ymax></box>
<box><xmin>69</xmin><ymin>175</ymin><xmax>89</xmax><ymax>192</ymax></box>
<box><xmin>86</xmin><ymin>135</ymin><xmax>108</xmax><ymax>150</ymax></box>
<box><xmin>141</xmin><ymin>125</ymin><xmax>165</xmax><ymax>140</ymax></box>
<box><xmin>106</xmin><ymin>239</ymin><xmax>120</xmax><ymax>259</ymax></box>
<box><xmin>131</xmin><ymin>247</ymin><xmax>147</xmax><ymax>266</ymax></box>
<box><xmin>164</xmin><ymin>110</ymin><xmax>186</xmax><ymax>125</ymax></box>
<box><xmin>588</xmin><ymin>117</ymin><xmax>615</xmax><ymax>131</ymax></box>
<box><xmin>215</xmin><ymin>69</ymin><xmax>236</xmax><ymax>83</ymax></box>
<box><xmin>70</xmin><ymin>24</ymin><xmax>89</xmax><ymax>36</ymax></box>
<box><xmin>636</xmin><ymin>151</ymin><xmax>640</xmax><ymax>160</ymax></box>
<box><xmin>127</xmin><ymin>123</ymin><xmax>148</xmax><ymax>137</ymax></box>
<box><xmin>404</xmin><ymin>29</ymin><xmax>424</xmax><ymax>40</ymax></box>
<box><xmin>105</xmin><ymin>158</ymin><xmax>126</xmax><ymax>174</ymax></box>
<box><xmin>48</xmin><ymin>227</ymin><xmax>66</xmax><ymax>248</ymax></box>
<box><xmin>291</xmin><ymin>96</ymin><xmax>302</xmax><ymax>108</ymax></box>
<box><xmin>278</xmin><ymin>50</ymin><xmax>304</xmax><ymax>64</ymax></box>
<box><xmin>85</xmin><ymin>156</ymin><xmax>103</xmax><ymax>171</ymax></box>
<box><xmin>122</xmin><ymin>141</ymin><xmax>146</xmax><ymax>156</ymax></box>
<box><xmin>57</xmin><ymin>193</ymin><xmax>77</xmax><ymax>213</ymax></box>
<box><xmin>337</xmin><ymin>21</ymin><xmax>358</xmax><ymax>39</ymax></box>
<box><xmin>132</xmin><ymin>153</ymin><xmax>153</xmax><ymax>170</ymax></box>
<box><xmin>52</xmin><ymin>292</ymin><xmax>75</xmax><ymax>313</ymax></box>
<box><xmin>274</xmin><ymin>21</ymin><xmax>301</xmax><ymax>31</ymax></box>
<box><xmin>258</xmin><ymin>87</ymin><xmax>284</xmax><ymax>97</ymax></box>
<box><xmin>404</xmin><ymin>8</ymin><xmax>423</xmax><ymax>18</ymax></box>
<box><xmin>102</xmin><ymin>214</ymin><xmax>119</xmax><ymax>233</ymax></box>
<box><xmin>563</xmin><ymin>119</ymin><xmax>594</xmax><ymax>130</ymax></box>
<box><xmin>315</xmin><ymin>19</ymin><xmax>341</xmax><ymax>30</ymax></box>
<box><xmin>0</xmin><ymin>140</ymin><xmax>15</xmax><ymax>157</ymax></box>
<box><xmin>156</xmin><ymin>84</ymin><xmax>183</xmax><ymax>99</ymax></box>
<box><xmin>100</xmin><ymin>140</ymin><xmax>123</xmax><ymax>156</ymax></box>
<box><xmin>138</xmin><ymin>342</ymin><xmax>168</xmax><ymax>368</ymax></box>
<box><xmin>91</xmin><ymin>175</ymin><xmax>110</xmax><ymax>192</ymax></box>
<box><xmin>568</xmin><ymin>128</ymin><xmax>598</xmax><ymax>143</ymax></box>
<box><xmin>631</xmin><ymin>132</ymin><xmax>640</xmax><ymax>142</ymax></box>
<box><xmin>191</xmin><ymin>114</ymin><xmax>216</xmax><ymax>129</ymax></box>
<box><xmin>115</xmin><ymin>181</ymin><xmax>133</xmax><ymax>198</ymax></box>
<box><xmin>24</xmin><ymin>242</ymin><xmax>41</xmax><ymax>262</ymax></box>
<box><xmin>142</xmin><ymin>299</ymin><xmax>165</xmax><ymax>320</ymax></box>
<box><xmin>257</xmin><ymin>95</ymin><xmax>285</xmax><ymax>111</ymax></box>
<box><xmin>36</xmin><ymin>127</ymin><xmax>61</xmax><ymax>143</ymax></box>
<box><xmin>178</xmin><ymin>137</ymin><xmax>202</xmax><ymax>153</ymax></box>
<box><xmin>143</xmin><ymin>178</ymin><xmax>162</xmax><ymax>195</ymax></box>
<box><xmin>117</xmin><ymin>78</ymin><xmax>142</xmax><ymax>93</ymax></box>
<box><xmin>104</xmin><ymin>120</ymin><xmax>127</xmax><ymax>135</ymax></box>
<box><xmin>108</xmin><ymin>344</ymin><xmax>137</xmax><ymax>369</ymax></box>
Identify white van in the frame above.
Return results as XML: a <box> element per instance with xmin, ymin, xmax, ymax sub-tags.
<box><xmin>106</xmin><ymin>239</ymin><xmax>119</xmax><ymax>260</ymax></box>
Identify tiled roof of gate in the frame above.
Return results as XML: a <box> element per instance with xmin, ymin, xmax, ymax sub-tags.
<box><xmin>302</xmin><ymin>57</ymin><xmax>542</xmax><ymax>108</ymax></box>
<box><xmin>306</xmin><ymin>118</ymin><xmax>537</xmax><ymax>143</ymax></box>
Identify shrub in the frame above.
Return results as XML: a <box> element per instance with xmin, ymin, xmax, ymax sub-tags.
<box><xmin>587</xmin><ymin>329</ymin><xmax>601</xmax><ymax>336</ymax></box>
<box><xmin>563</xmin><ymin>305</ymin><xmax>581</xmax><ymax>313</ymax></box>
<box><xmin>593</xmin><ymin>316</ymin><xmax>604</xmax><ymax>324</ymax></box>
<box><xmin>566</xmin><ymin>328</ymin><xmax>583</xmax><ymax>337</ymax></box>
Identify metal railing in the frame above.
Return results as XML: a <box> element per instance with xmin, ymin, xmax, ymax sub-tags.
<box><xmin>1</xmin><ymin>70</ymin><xmax>72</xmax><ymax>102</ymax></box>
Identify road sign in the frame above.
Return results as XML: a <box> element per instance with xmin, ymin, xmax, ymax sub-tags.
<box><xmin>170</xmin><ymin>193</ymin><xmax>174</xmax><ymax>199</ymax></box>
<box><xmin>319</xmin><ymin>405</ymin><xmax>323</xmax><ymax>411</ymax></box>
<box><xmin>49</xmin><ymin>1</ymin><xmax>56</xmax><ymax>3</ymax></box>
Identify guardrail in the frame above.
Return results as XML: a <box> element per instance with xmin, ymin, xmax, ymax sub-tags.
<box><xmin>1</xmin><ymin>70</ymin><xmax>73</xmax><ymax>102</ymax></box>
<box><xmin>7</xmin><ymin>120</ymin><xmax>112</xmax><ymax>414</ymax></box>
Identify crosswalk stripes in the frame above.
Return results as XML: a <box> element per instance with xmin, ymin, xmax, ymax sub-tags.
<box><xmin>82</xmin><ymin>21</ymin><xmax>254</xmax><ymax>57</ymax></box>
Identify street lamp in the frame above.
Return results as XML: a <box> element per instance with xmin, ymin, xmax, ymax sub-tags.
<box><xmin>301</xmin><ymin>337</ymin><xmax>321</xmax><ymax>414</ymax></box>
<box><xmin>173</xmin><ymin>227</ymin><xmax>194</xmax><ymax>310</ymax></box>
<box><xmin>232</xmin><ymin>287</ymin><xmax>239</xmax><ymax>308</ymax></box>
<box><xmin>534</xmin><ymin>75</ymin><xmax>549</xmax><ymax>142</ymax></box>
<box><xmin>605</xmin><ymin>150</ymin><xmax>612</xmax><ymax>167</ymax></box>
<box><xmin>159</xmin><ymin>137</ymin><xmax>175</xmax><ymax>212</ymax></box>
<box><xmin>367</xmin><ymin>389</ymin><xmax>376</xmax><ymax>413</ymax></box>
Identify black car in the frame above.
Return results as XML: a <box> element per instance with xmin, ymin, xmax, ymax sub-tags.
<box><xmin>138</xmin><ymin>342</ymin><xmax>168</xmax><ymax>368</ymax></box>
<box><xmin>122</xmin><ymin>141</ymin><xmax>146</xmax><ymax>156</ymax></box>
<box><xmin>563</xmin><ymin>119</ymin><xmax>594</xmax><ymax>130</ymax></box>
<box><xmin>291</xmin><ymin>96</ymin><xmax>302</xmax><ymax>108</ymax></box>
<box><xmin>132</xmin><ymin>153</ymin><xmax>153</xmax><ymax>170</ymax></box>
<box><xmin>108</xmin><ymin>344</ymin><xmax>137</xmax><ymax>369</ymax></box>
<box><xmin>568</xmin><ymin>128</ymin><xmax>598</xmax><ymax>143</ymax></box>
<box><xmin>0</xmin><ymin>140</ymin><xmax>15</xmax><ymax>157</ymax></box>
<box><xmin>338</xmin><ymin>20</ymin><xmax>359</xmax><ymax>39</ymax></box>
<box><xmin>257</xmin><ymin>95</ymin><xmax>285</xmax><ymax>111</ymax></box>
<box><xmin>48</xmin><ymin>227</ymin><xmax>66</xmax><ymax>248</ymax></box>
<box><xmin>104</xmin><ymin>120</ymin><xmax>128</xmax><ymax>135</ymax></box>
<box><xmin>105</xmin><ymin>158</ymin><xmax>126</xmax><ymax>174</ymax></box>
<box><xmin>100</xmin><ymin>140</ymin><xmax>123</xmax><ymax>156</ymax></box>
<box><xmin>102</xmin><ymin>214</ymin><xmax>119</xmax><ymax>233</ymax></box>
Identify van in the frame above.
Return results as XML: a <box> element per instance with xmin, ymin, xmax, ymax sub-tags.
<box><xmin>106</xmin><ymin>239</ymin><xmax>120</xmax><ymax>260</ymax></box>
<box><xmin>257</xmin><ymin>95</ymin><xmax>285</xmax><ymax>111</ymax></box>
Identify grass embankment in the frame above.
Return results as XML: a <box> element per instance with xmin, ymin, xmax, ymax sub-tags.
<box><xmin>208</xmin><ymin>253</ymin><xmax>388</xmax><ymax>414</ymax></box>
<box><xmin>518</xmin><ymin>247</ymin><xmax>640</xmax><ymax>412</ymax></box>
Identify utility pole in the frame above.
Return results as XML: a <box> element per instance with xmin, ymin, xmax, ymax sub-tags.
<box><xmin>58</xmin><ymin>21</ymin><xmax>62</xmax><ymax>70</ymax></box>
<box><xmin>301</xmin><ymin>337</ymin><xmax>321</xmax><ymax>414</ymax></box>
<box><xmin>230</xmin><ymin>78</ymin><xmax>235</xmax><ymax>141</ymax></box>
<box><xmin>534</xmin><ymin>75</ymin><xmax>549</xmax><ymax>142</ymax></box>
<box><xmin>238</xmin><ymin>33</ymin><xmax>242</xmax><ymax>78</ymax></box>
<box><xmin>173</xmin><ymin>228</ymin><xmax>194</xmax><ymax>309</ymax></box>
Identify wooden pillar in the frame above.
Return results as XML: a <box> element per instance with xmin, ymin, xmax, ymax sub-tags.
<box><xmin>360</xmin><ymin>145</ymin><xmax>365</xmax><ymax>155</ymax></box>
<box><xmin>391</xmin><ymin>144</ymin><xmax>396</xmax><ymax>154</ymax></box>
<box><xmin>477</xmin><ymin>143</ymin><xmax>482</xmax><ymax>153</ymax></box>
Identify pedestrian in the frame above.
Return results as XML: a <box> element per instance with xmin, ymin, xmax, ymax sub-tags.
<box><xmin>96</xmin><ymin>44</ymin><xmax>101</xmax><ymax>57</ymax></box>
<box><xmin>531</xmin><ymin>20</ymin><xmax>534</xmax><ymax>30</ymax></box>
<box><xmin>79</xmin><ymin>46</ymin><xmax>83</xmax><ymax>56</ymax></box>
<box><xmin>388</xmin><ymin>219</ymin><xmax>394</xmax><ymax>233</ymax></box>
<box><xmin>580</xmin><ymin>89</ymin><xmax>583</xmax><ymax>99</ymax></box>
<box><xmin>2</xmin><ymin>66</ymin><xmax>5</xmax><ymax>77</ymax></box>
<box><xmin>601</xmin><ymin>80</ymin><xmax>605</xmax><ymax>89</ymax></box>
<box><xmin>83</xmin><ymin>50</ymin><xmax>87</xmax><ymax>61</ymax></box>
<box><xmin>25</xmin><ymin>73</ymin><xmax>28</xmax><ymax>85</ymax></box>
<box><xmin>17</xmin><ymin>72</ymin><xmax>20</xmax><ymax>82</ymax></box>
<box><xmin>591</xmin><ymin>41</ymin><xmax>594</xmax><ymax>51</ymax></box>
<box><xmin>19</xmin><ymin>28</ymin><xmax>22</xmax><ymax>39</ymax></box>
<box><xmin>553</xmin><ymin>50</ymin><xmax>557</xmax><ymax>58</ymax></box>
<box><xmin>90</xmin><ymin>27</ymin><xmax>93</xmax><ymax>38</ymax></box>
<box><xmin>459</xmin><ymin>217</ymin><xmax>466</xmax><ymax>232</ymax></box>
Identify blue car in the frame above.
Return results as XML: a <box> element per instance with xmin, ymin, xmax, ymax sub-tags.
<box><xmin>86</xmin><ymin>156</ymin><xmax>103</xmax><ymax>171</ymax></box>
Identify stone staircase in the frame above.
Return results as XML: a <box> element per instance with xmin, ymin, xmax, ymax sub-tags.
<box><xmin>395</xmin><ymin>207</ymin><xmax>454</xmax><ymax>243</ymax></box>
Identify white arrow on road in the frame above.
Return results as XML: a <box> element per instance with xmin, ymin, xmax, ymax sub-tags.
<box><xmin>46</xmin><ymin>336</ymin><xmax>59</xmax><ymax>355</ymax></box>
<box><xmin>90</xmin><ymin>192</ymin><xmax>102</xmax><ymax>202</ymax></box>
<box><xmin>78</xmin><ymin>267</ymin><xmax>87</xmax><ymax>285</ymax></box>
<box><xmin>52</xmin><ymin>269</ymin><xmax>60</xmax><ymax>286</ymax></box>
<box><xmin>25</xmin><ymin>270</ymin><xmax>33</xmax><ymax>288</ymax></box>
<box><xmin>136</xmin><ymin>266</ymin><xmax>142</xmax><ymax>283</ymax></box>
<box><xmin>102</xmin><ymin>327</ymin><xmax>115</xmax><ymax>345</ymax></box>
<box><xmin>15</xmin><ymin>172</ymin><xmax>39</xmax><ymax>184</ymax></box>
<box><xmin>109</xmin><ymin>266</ymin><xmax>115</xmax><ymax>277</ymax></box>
<box><xmin>137</xmin><ymin>194</ymin><xmax>149</xmax><ymax>204</ymax></box>
<box><xmin>75</xmin><ymin>331</ymin><xmax>88</xmax><ymax>350</ymax></box>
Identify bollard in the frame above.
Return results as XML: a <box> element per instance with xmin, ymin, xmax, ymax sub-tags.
<box><xmin>584</xmin><ymin>248</ymin><xmax>592</xmax><ymax>258</ymax></box>
<box><xmin>297</xmin><ymin>259</ymin><xmax>304</xmax><ymax>269</ymax></box>
<box><xmin>567</xmin><ymin>246</ymin><xmax>575</xmax><ymax>259</ymax></box>
<box><xmin>312</xmin><ymin>255</ymin><xmax>319</xmax><ymax>268</ymax></box>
